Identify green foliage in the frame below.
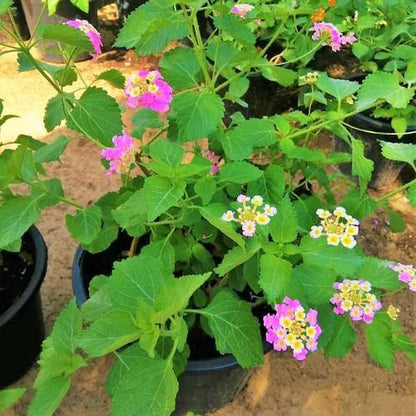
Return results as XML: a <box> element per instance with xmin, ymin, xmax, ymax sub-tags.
<box><xmin>408</xmin><ymin>183</ymin><xmax>416</xmax><ymax>207</ymax></box>
<box><xmin>96</xmin><ymin>69</ymin><xmax>126</xmax><ymax>89</ymax></box>
<box><xmin>132</xmin><ymin>109</ymin><xmax>164</xmax><ymax>138</ymax></box>
<box><xmin>202</xmin><ymin>290</ymin><xmax>264</xmax><ymax>368</ymax></box>
<box><xmin>33</xmin><ymin>135</ymin><xmax>70</xmax><ymax>163</ymax></box>
<box><xmin>213</xmin><ymin>15</ymin><xmax>255</xmax><ymax>45</ymax></box>
<box><xmin>0</xmin><ymin>388</ymin><xmax>25</xmax><ymax>412</ymax></box>
<box><xmin>357</xmin><ymin>257</ymin><xmax>402</xmax><ymax>291</ymax></box>
<box><xmin>218</xmin><ymin>161</ymin><xmax>262</xmax><ymax>184</ymax></box>
<box><xmin>325</xmin><ymin>315</ymin><xmax>357</xmax><ymax>357</ymax></box>
<box><xmin>66</xmin><ymin>205</ymin><xmax>102</xmax><ymax>245</ymax></box>
<box><xmin>270</xmin><ymin>196</ymin><xmax>298</xmax><ymax>243</ymax></box>
<box><xmin>44</xmin><ymin>95</ymin><xmax>66</xmax><ymax>131</ymax></box>
<box><xmin>0</xmin><ymin>0</ymin><xmax>12</xmax><ymax>15</ymax></box>
<box><xmin>351</xmin><ymin>138</ymin><xmax>374</xmax><ymax>190</ymax></box>
<box><xmin>380</xmin><ymin>141</ymin><xmax>416</xmax><ymax>169</ymax></box>
<box><xmin>41</xmin><ymin>24</ymin><xmax>93</xmax><ymax>52</ymax></box>
<box><xmin>172</xmin><ymin>91</ymin><xmax>224</xmax><ymax>141</ymax></box>
<box><xmin>316</xmin><ymin>73</ymin><xmax>360</xmax><ymax>104</ymax></box>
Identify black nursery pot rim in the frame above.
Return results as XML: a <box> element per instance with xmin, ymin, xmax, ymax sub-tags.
<box><xmin>0</xmin><ymin>226</ymin><xmax>47</xmax><ymax>327</ymax></box>
<box><xmin>72</xmin><ymin>245</ymin><xmax>272</xmax><ymax>373</ymax></box>
<box><xmin>349</xmin><ymin>112</ymin><xmax>416</xmax><ymax>135</ymax></box>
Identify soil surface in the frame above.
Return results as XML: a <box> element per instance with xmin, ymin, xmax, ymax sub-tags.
<box><xmin>0</xmin><ymin>46</ymin><xmax>415</xmax><ymax>416</ymax></box>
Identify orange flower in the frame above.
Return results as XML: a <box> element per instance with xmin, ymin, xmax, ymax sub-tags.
<box><xmin>328</xmin><ymin>0</ymin><xmax>336</xmax><ymax>6</ymax></box>
<box><xmin>311</xmin><ymin>8</ymin><xmax>326</xmax><ymax>23</ymax></box>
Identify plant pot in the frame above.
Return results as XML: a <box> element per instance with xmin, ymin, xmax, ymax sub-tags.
<box><xmin>72</xmin><ymin>232</ymin><xmax>272</xmax><ymax>415</ymax></box>
<box><xmin>0</xmin><ymin>226</ymin><xmax>47</xmax><ymax>388</ymax></box>
<box><xmin>335</xmin><ymin>112</ymin><xmax>416</xmax><ymax>189</ymax></box>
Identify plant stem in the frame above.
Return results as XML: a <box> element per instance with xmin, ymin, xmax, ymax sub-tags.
<box><xmin>128</xmin><ymin>236</ymin><xmax>139</xmax><ymax>258</ymax></box>
<box><xmin>375</xmin><ymin>178</ymin><xmax>416</xmax><ymax>204</ymax></box>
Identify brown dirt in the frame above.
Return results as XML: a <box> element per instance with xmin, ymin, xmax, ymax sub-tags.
<box><xmin>1</xmin><ymin>47</ymin><xmax>416</xmax><ymax>416</ymax></box>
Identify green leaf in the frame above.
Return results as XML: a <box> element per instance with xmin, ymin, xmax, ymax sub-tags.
<box><xmin>108</xmin><ymin>255</ymin><xmax>170</xmax><ymax>314</ymax></box>
<box><xmin>316</xmin><ymin>73</ymin><xmax>360</xmax><ymax>103</ymax></box>
<box><xmin>140</xmin><ymin>240</ymin><xmax>175</xmax><ymax>273</ymax></box>
<box><xmin>0</xmin><ymin>388</ymin><xmax>25</xmax><ymax>413</ymax></box>
<box><xmin>69</xmin><ymin>0</ymin><xmax>89</xmax><ymax>12</ymax></box>
<box><xmin>352</xmin><ymin>41</ymin><xmax>369</xmax><ymax>59</ymax></box>
<box><xmin>77</xmin><ymin>310</ymin><xmax>140</xmax><ymax>357</ymax></box>
<box><xmin>391</xmin><ymin>117</ymin><xmax>407</xmax><ymax>138</ymax></box>
<box><xmin>357</xmin><ymin>257</ymin><xmax>402</xmax><ymax>291</ymax></box>
<box><xmin>214</xmin><ymin>240</ymin><xmax>261</xmax><ymax>276</ymax></box>
<box><xmin>0</xmin><ymin>0</ymin><xmax>12</xmax><ymax>15</ymax></box>
<box><xmin>364</xmin><ymin>314</ymin><xmax>394</xmax><ymax>370</ymax></box>
<box><xmin>324</xmin><ymin>315</ymin><xmax>357</xmax><ymax>357</ymax></box>
<box><xmin>33</xmin><ymin>135</ymin><xmax>70</xmax><ymax>163</ymax></box>
<box><xmin>112</xmin><ymin>350</ymin><xmax>178</xmax><ymax>416</ymax></box>
<box><xmin>44</xmin><ymin>95</ymin><xmax>65</xmax><ymax>132</ymax></box>
<box><xmin>154</xmin><ymin>273</ymin><xmax>211</xmax><ymax>322</ymax></box>
<box><xmin>388</xmin><ymin>210</ymin><xmax>406</xmax><ymax>233</ymax></box>
<box><xmin>202</xmin><ymin>290</ymin><xmax>263</xmax><ymax>368</ymax></box>
<box><xmin>66</xmin><ymin>205</ymin><xmax>102</xmax><ymax>245</ymax></box>
<box><xmin>132</xmin><ymin>108</ymin><xmax>163</xmax><ymax>137</ymax></box>
<box><xmin>259</xmin><ymin>254</ymin><xmax>292</xmax><ymax>304</ymax></box>
<box><xmin>41</xmin><ymin>24</ymin><xmax>93</xmax><ymax>52</ymax></box>
<box><xmin>213</xmin><ymin>15</ymin><xmax>255</xmax><ymax>45</ymax></box>
<box><xmin>81</xmin><ymin>278</ymin><xmax>113</xmax><ymax>322</ymax></box>
<box><xmin>31</xmin><ymin>178</ymin><xmax>64</xmax><ymax>208</ymax></box>
<box><xmin>172</xmin><ymin>91</ymin><xmax>224</xmax><ymax>141</ymax></box>
<box><xmin>143</xmin><ymin>176</ymin><xmax>186</xmax><ymax>221</ymax></box>
<box><xmin>292</xmin><ymin>264</ymin><xmax>336</xmax><ymax>305</ymax></box>
<box><xmin>194</xmin><ymin>176</ymin><xmax>216</xmax><ymax>206</ymax></box>
<box><xmin>0</xmin><ymin>197</ymin><xmax>41</xmax><ymax>248</ymax></box>
<box><xmin>264</xmin><ymin>164</ymin><xmax>286</xmax><ymax>203</ymax></box>
<box><xmin>351</xmin><ymin>138</ymin><xmax>374</xmax><ymax>190</ymax></box>
<box><xmin>408</xmin><ymin>183</ymin><xmax>416</xmax><ymax>207</ymax></box>
<box><xmin>218</xmin><ymin>161</ymin><xmax>262</xmax><ymax>184</ymax></box>
<box><xmin>301</xmin><ymin>237</ymin><xmax>364</xmax><ymax>276</ymax></box>
<box><xmin>317</xmin><ymin>303</ymin><xmax>336</xmax><ymax>350</ymax></box>
<box><xmin>67</xmin><ymin>87</ymin><xmax>122</xmax><ymax>147</ymax></box>
<box><xmin>270</xmin><ymin>195</ymin><xmax>297</xmax><ymax>243</ymax></box>
<box><xmin>52</xmin><ymin>299</ymin><xmax>82</xmax><ymax>355</ymax></box>
<box><xmin>379</xmin><ymin>141</ymin><xmax>416</xmax><ymax>169</ymax></box>
<box><xmin>404</xmin><ymin>60</ymin><xmax>416</xmax><ymax>84</ymax></box>
<box><xmin>160</xmin><ymin>47</ymin><xmax>201</xmax><ymax>89</ymax></box>
<box><xmin>341</xmin><ymin>188</ymin><xmax>377</xmax><ymax>219</ymax></box>
<box><xmin>96</xmin><ymin>69</ymin><xmax>125</xmax><ymax>89</ymax></box>
<box><xmin>28</xmin><ymin>377</ymin><xmax>71</xmax><ymax>416</ymax></box>
<box><xmin>149</xmin><ymin>140</ymin><xmax>184</xmax><ymax>168</ymax></box>
<box><xmin>394</xmin><ymin>333</ymin><xmax>416</xmax><ymax>362</ymax></box>
<box><xmin>260</xmin><ymin>66</ymin><xmax>297</xmax><ymax>87</ymax></box>
<box><xmin>279</xmin><ymin>137</ymin><xmax>325</xmax><ymax>162</ymax></box>
<box><xmin>357</xmin><ymin>72</ymin><xmax>414</xmax><ymax>110</ymax></box>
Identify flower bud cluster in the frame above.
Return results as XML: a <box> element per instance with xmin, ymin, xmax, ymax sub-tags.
<box><xmin>389</xmin><ymin>263</ymin><xmax>416</xmax><ymax>292</ymax></box>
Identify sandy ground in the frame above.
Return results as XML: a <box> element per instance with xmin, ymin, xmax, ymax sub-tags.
<box><xmin>0</xmin><ymin>47</ymin><xmax>416</xmax><ymax>416</ymax></box>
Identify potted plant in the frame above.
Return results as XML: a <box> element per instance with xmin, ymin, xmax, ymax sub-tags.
<box><xmin>1</xmin><ymin>0</ymin><xmax>416</xmax><ymax>415</ymax></box>
<box><xmin>0</xmin><ymin>102</ymin><xmax>48</xmax><ymax>387</ymax></box>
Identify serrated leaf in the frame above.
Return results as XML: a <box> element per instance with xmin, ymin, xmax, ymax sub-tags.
<box><xmin>34</xmin><ymin>135</ymin><xmax>70</xmax><ymax>163</ymax></box>
<box><xmin>96</xmin><ymin>69</ymin><xmax>125</xmax><ymax>89</ymax></box>
<box><xmin>52</xmin><ymin>299</ymin><xmax>82</xmax><ymax>355</ymax></box>
<box><xmin>172</xmin><ymin>91</ymin><xmax>224</xmax><ymax>141</ymax></box>
<box><xmin>28</xmin><ymin>377</ymin><xmax>71</xmax><ymax>416</ymax></box>
<box><xmin>108</xmin><ymin>255</ymin><xmax>171</xmax><ymax>314</ymax></box>
<box><xmin>66</xmin><ymin>205</ymin><xmax>102</xmax><ymax>245</ymax></box>
<box><xmin>194</xmin><ymin>176</ymin><xmax>216</xmax><ymax>206</ymax></box>
<box><xmin>112</xmin><ymin>350</ymin><xmax>178</xmax><ymax>416</ymax></box>
<box><xmin>324</xmin><ymin>315</ymin><xmax>356</xmax><ymax>357</ymax></box>
<box><xmin>160</xmin><ymin>47</ymin><xmax>201</xmax><ymax>89</ymax></box>
<box><xmin>202</xmin><ymin>290</ymin><xmax>263</xmax><ymax>368</ymax></box>
<box><xmin>351</xmin><ymin>138</ymin><xmax>374</xmax><ymax>190</ymax></box>
<box><xmin>364</xmin><ymin>314</ymin><xmax>394</xmax><ymax>370</ymax></box>
<box><xmin>388</xmin><ymin>210</ymin><xmax>406</xmax><ymax>233</ymax></box>
<box><xmin>292</xmin><ymin>264</ymin><xmax>336</xmax><ymax>305</ymax></box>
<box><xmin>317</xmin><ymin>303</ymin><xmax>336</xmax><ymax>350</ymax></box>
<box><xmin>357</xmin><ymin>257</ymin><xmax>402</xmax><ymax>291</ymax></box>
<box><xmin>69</xmin><ymin>0</ymin><xmax>89</xmax><ymax>12</ymax></box>
<box><xmin>357</xmin><ymin>72</ymin><xmax>413</xmax><ymax>110</ymax></box>
<box><xmin>213</xmin><ymin>15</ymin><xmax>255</xmax><ymax>45</ymax></box>
<box><xmin>0</xmin><ymin>0</ymin><xmax>12</xmax><ymax>15</ymax></box>
<box><xmin>379</xmin><ymin>140</ymin><xmax>416</xmax><ymax>169</ymax></box>
<box><xmin>132</xmin><ymin>108</ymin><xmax>163</xmax><ymax>137</ymax></box>
<box><xmin>143</xmin><ymin>176</ymin><xmax>186</xmax><ymax>221</ymax></box>
<box><xmin>270</xmin><ymin>195</ymin><xmax>297</xmax><ymax>243</ymax></box>
<box><xmin>218</xmin><ymin>161</ymin><xmax>262</xmax><ymax>184</ymax></box>
<box><xmin>154</xmin><ymin>273</ymin><xmax>211</xmax><ymax>322</ymax></box>
<box><xmin>260</xmin><ymin>66</ymin><xmax>297</xmax><ymax>87</ymax></box>
<box><xmin>408</xmin><ymin>183</ymin><xmax>416</xmax><ymax>207</ymax></box>
<box><xmin>394</xmin><ymin>333</ymin><xmax>416</xmax><ymax>362</ymax></box>
<box><xmin>316</xmin><ymin>73</ymin><xmax>360</xmax><ymax>103</ymax></box>
<box><xmin>81</xmin><ymin>279</ymin><xmax>113</xmax><ymax>322</ymax></box>
<box><xmin>0</xmin><ymin>388</ymin><xmax>25</xmax><ymax>413</ymax></box>
<box><xmin>352</xmin><ymin>42</ymin><xmax>369</xmax><ymax>59</ymax></box>
<box><xmin>149</xmin><ymin>140</ymin><xmax>184</xmax><ymax>168</ymax></box>
<box><xmin>259</xmin><ymin>254</ymin><xmax>292</xmax><ymax>304</ymax></box>
<box><xmin>341</xmin><ymin>188</ymin><xmax>377</xmax><ymax>219</ymax></box>
<box><xmin>391</xmin><ymin>117</ymin><xmax>407</xmax><ymax>138</ymax></box>
<box><xmin>66</xmin><ymin>87</ymin><xmax>122</xmax><ymax>147</ymax></box>
<box><xmin>41</xmin><ymin>24</ymin><xmax>93</xmax><ymax>52</ymax></box>
<box><xmin>214</xmin><ymin>240</ymin><xmax>261</xmax><ymax>276</ymax></box>
<box><xmin>77</xmin><ymin>310</ymin><xmax>140</xmax><ymax>357</ymax></box>
<box><xmin>44</xmin><ymin>95</ymin><xmax>65</xmax><ymax>131</ymax></box>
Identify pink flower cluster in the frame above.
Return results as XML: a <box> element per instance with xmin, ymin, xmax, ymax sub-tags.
<box><xmin>389</xmin><ymin>263</ymin><xmax>416</xmax><ymax>291</ymax></box>
<box><xmin>125</xmin><ymin>70</ymin><xmax>172</xmax><ymax>112</ymax></box>
<box><xmin>264</xmin><ymin>297</ymin><xmax>322</xmax><ymax>361</ymax></box>
<box><xmin>310</xmin><ymin>22</ymin><xmax>356</xmax><ymax>52</ymax></box>
<box><xmin>101</xmin><ymin>131</ymin><xmax>137</xmax><ymax>175</ymax></box>
<box><xmin>230</xmin><ymin>3</ymin><xmax>254</xmax><ymax>19</ymax></box>
<box><xmin>65</xmin><ymin>19</ymin><xmax>102</xmax><ymax>58</ymax></box>
<box><xmin>203</xmin><ymin>150</ymin><xmax>221</xmax><ymax>175</ymax></box>
<box><xmin>330</xmin><ymin>279</ymin><xmax>382</xmax><ymax>324</ymax></box>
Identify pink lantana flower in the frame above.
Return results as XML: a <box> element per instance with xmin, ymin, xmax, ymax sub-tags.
<box><xmin>101</xmin><ymin>131</ymin><xmax>137</xmax><ymax>175</ymax></box>
<box><xmin>331</xmin><ymin>279</ymin><xmax>382</xmax><ymax>324</ymax></box>
<box><xmin>65</xmin><ymin>19</ymin><xmax>102</xmax><ymax>58</ymax></box>
<box><xmin>230</xmin><ymin>3</ymin><xmax>254</xmax><ymax>19</ymax></box>
<box><xmin>341</xmin><ymin>32</ymin><xmax>357</xmax><ymax>45</ymax></box>
<box><xmin>264</xmin><ymin>297</ymin><xmax>322</xmax><ymax>361</ymax></box>
<box><xmin>124</xmin><ymin>70</ymin><xmax>172</xmax><ymax>112</ymax></box>
<box><xmin>203</xmin><ymin>150</ymin><xmax>221</xmax><ymax>175</ymax></box>
<box><xmin>310</xmin><ymin>22</ymin><xmax>343</xmax><ymax>52</ymax></box>
<box><xmin>389</xmin><ymin>263</ymin><xmax>416</xmax><ymax>292</ymax></box>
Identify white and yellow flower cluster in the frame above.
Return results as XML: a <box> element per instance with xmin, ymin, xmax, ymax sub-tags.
<box><xmin>310</xmin><ymin>207</ymin><xmax>359</xmax><ymax>248</ymax></box>
<box><xmin>221</xmin><ymin>194</ymin><xmax>277</xmax><ymax>237</ymax></box>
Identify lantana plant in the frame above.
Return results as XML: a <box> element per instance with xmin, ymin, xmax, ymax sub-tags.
<box><xmin>0</xmin><ymin>0</ymin><xmax>416</xmax><ymax>415</ymax></box>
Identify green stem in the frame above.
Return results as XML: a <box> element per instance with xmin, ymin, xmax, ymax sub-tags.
<box><xmin>128</xmin><ymin>236</ymin><xmax>139</xmax><ymax>258</ymax></box>
<box><xmin>376</xmin><ymin>178</ymin><xmax>416</xmax><ymax>205</ymax></box>
<box><xmin>27</xmin><ymin>1</ymin><xmax>47</xmax><ymax>48</ymax></box>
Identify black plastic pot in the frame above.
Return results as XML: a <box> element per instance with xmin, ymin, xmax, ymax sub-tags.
<box><xmin>72</xmin><ymin>234</ymin><xmax>272</xmax><ymax>415</ymax></box>
<box><xmin>0</xmin><ymin>226</ymin><xmax>47</xmax><ymax>388</ymax></box>
<box><xmin>335</xmin><ymin>112</ymin><xmax>416</xmax><ymax>189</ymax></box>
